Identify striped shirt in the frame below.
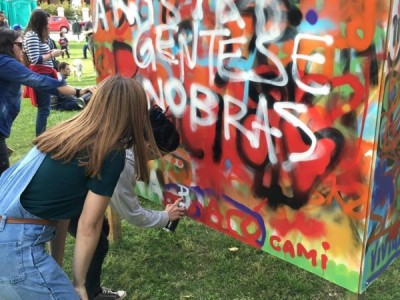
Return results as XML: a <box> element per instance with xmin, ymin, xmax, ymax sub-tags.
<box><xmin>23</xmin><ymin>31</ymin><xmax>53</xmax><ymax>68</ymax></box>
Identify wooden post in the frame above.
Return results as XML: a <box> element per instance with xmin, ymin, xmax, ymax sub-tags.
<box><xmin>345</xmin><ymin>291</ymin><xmax>366</xmax><ymax>300</ymax></box>
<box><xmin>106</xmin><ymin>206</ymin><xmax>122</xmax><ymax>241</ymax></box>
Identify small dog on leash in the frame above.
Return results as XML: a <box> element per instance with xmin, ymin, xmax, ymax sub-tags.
<box><xmin>71</xmin><ymin>59</ymin><xmax>83</xmax><ymax>81</ymax></box>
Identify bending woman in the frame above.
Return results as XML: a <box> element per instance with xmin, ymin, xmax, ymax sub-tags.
<box><xmin>0</xmin><ymin>29</ymin><xmax>93</xmax><ymax>175</ymax></box>
<box><xmin>0</xmin><ymin>75</ymin><xmax>159</xmax><ymax>300</ymax></box>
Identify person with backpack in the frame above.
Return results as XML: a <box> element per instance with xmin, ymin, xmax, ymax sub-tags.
<box><xmin>50</xmin><ymin>62</ymin><xmax>81</xmax><ymax>111</ymax></box>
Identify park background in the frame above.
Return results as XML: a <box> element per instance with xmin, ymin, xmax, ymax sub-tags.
<box><xmin>1</xmin><ymin>0</ymin><xmax>399</xmax><ymax>299</ymax></box>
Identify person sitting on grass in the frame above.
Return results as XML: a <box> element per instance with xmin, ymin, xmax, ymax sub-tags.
<box><xmin>51</xmin><ymin>105</ymin><xmax>186</xmax><ymax>300</ymax></box>
<box><xmin>50</xmin><ymin>62</ymin><xmax>81</xmax><ymax>111</ymax></box>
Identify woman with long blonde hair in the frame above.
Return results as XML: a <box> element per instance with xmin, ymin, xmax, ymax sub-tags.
<box><xmin>0</xmin><ymin>75</ymin><xmax>160</xmax><ymax>300</ymax></box>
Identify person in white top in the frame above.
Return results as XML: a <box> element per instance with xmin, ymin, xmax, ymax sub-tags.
<box><xmin>110</xmin><ymin>105</ymin><xmax>183</xmax><ymax>227</ymax></box>
<box><xmin>110</xmin><ymin>149</ymin><xmax>172</xmax><ymax>227</ymax></box>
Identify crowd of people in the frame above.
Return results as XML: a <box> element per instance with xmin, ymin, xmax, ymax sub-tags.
<box><xmin>1</xmin><ymin>10</ymin><xmax>94</xmax><ymax>59</ymax></box>
<box><xmin>0</xmin><ymin>8</ymin><xmax>185</xmax><ymax>300</ymax></box>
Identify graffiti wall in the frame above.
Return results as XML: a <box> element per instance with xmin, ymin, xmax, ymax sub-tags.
<box><xmin>92</xmin><ymin>0</ymin><xmax>398</xmax><ymax>293</ymax></box>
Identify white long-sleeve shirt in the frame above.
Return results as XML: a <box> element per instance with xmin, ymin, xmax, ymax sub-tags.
<box><xmin>109</xmin><ymin>150</ymin><xmax>169</xmax><ymax>228</ymax></box>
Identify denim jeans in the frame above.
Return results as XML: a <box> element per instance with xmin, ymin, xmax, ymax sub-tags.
<box><xmin>52</xmin><ymin>97</ymin><xmax>81</xmax><ymax>111</ymax></box>
<box><xmin>69</xmin><ymin>215</ymin><xmax>110</xmax><ymax>300</ymax></box>
<box><xmin>35</xmin><ymin>73</ymin><xmax>52</xmax><ymax>136</ymax></box>
<box><xmin>83</xmin><ymin>44</ymin><xmax>89</xmax><ymax>58</ymax></box>
<box><xmin>0</xmin><ymin>217</ymin><xmax>79</xmax><ymax>299</ymax></box>
<box><xmin>0</xmin><ymin>147</ymin><xmax>79</xmax><ymax>299</ymax></box>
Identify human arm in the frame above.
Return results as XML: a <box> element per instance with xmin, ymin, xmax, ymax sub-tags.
<box><xmin>49</xmin><ymin>219</ymin><xmax>70</xmax><ymax>267</ymax></box>
<box><xmin>109</xmin><ymin>152</ymin><xmax>186</xmax><ymax>227</ymax></box>
<box><xmin>58</xmin><ymin>85</ymin><xmax>96</xmax><ymax>97</ymax></box>
<box><xmin>83</xmin><ymin>21</ymin><xmax>93</xmax><ymax>34</ymax></box>
<box><xmin>73</xmin><ymin>191</ymin><xmax>110</xmax><ymax>300</ymax></box>
<box><xmin>0</xmin><ymin>56</ymin><xmax>95</xmax><ymax>96</ymax></box>
<box><xmin>72</xmin><ymin>150</ymin><xmax>125</xmax><ymax>299</ymax></box>
<box><xmin>110</xmin><ymin>156</ymin><xmax>168</xmax><ymax>227</ymax></box>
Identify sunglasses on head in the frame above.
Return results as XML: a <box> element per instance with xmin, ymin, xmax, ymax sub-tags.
<box><xmin>13</xmin><ymin>42</ymin><xmax>23</xmax><ymax>49</ymax></box>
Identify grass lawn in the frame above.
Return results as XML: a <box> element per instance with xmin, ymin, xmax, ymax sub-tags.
<box><xmin>7</xmin><ymin>42</ymin><xmax>400</xmax><ymax>300</ymax></box>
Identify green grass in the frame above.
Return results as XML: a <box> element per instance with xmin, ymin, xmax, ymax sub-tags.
<box><xmin>7</xmin><ymin>42</ymin><xmax>400</xmax><ymax>300</ymax></box>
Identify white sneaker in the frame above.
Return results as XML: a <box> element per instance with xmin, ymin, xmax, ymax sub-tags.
<box><xmin>94</xmin><ymin>287</ymin><xmax>127</xmax><ymax>300</ymax></box>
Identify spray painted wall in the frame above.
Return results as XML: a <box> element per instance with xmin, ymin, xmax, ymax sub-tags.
<box><xmin>92</xmin><ymin>0</ymin><xmax>399</xmax><ymax>293</ymax></box>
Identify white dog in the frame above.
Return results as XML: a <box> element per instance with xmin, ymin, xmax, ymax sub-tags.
<box><xmin>71</xmin><ymin>59</ymin><xmax>83</xmax><ymax>81</ymax></box>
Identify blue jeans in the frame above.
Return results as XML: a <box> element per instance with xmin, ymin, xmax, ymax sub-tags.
<box><xmin>0</xmin><ymin>218</ymin><xmax>79</xmax><ymax>299</ymax></box>
<box><xmin>35</xmin><ymin>73</ymin><xmax>52</xmax><ymax>136</ymax></box>
<box><xmin>0</xmin><ymin>147</ymin><xmax>79</xmax><ymax>299</ymax></box>
<box><xmin>83</xmin><ymin>44</ymin><xmax>89</xmax><ymax>58</ymax></box>
<box><xmin>51</xmin><ymin>97</ymin><xmax>81</xmax><ymax>111</ymax></box>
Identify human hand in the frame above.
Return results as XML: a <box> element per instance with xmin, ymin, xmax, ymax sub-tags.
<box><xmin>166</xmin><ymin>198</ymin><xmax>186</xmax><ymax>221</ymax></box>
<box><xmin>51</xmin><ymin>49</ymin><xmax>63</xmax><ymax>58</ymax></box>
<box><xmin>83</xmin><ymin>85</ymin><xmax>96</xmax><ymax>94</ymax></box>
<box><xmin>74</xmin><ymin>285</ymin><xmax>88</xmax><ymax>300</ymax></box>
<box><xmin>83</xmin><ymin>29</ymin><xmax>93</xmax><ymax>35</ymax></box>
<box><xmin>79</xmin><ymin>86</ymin><xmax>96</xmax><ymax>96</ymax></box>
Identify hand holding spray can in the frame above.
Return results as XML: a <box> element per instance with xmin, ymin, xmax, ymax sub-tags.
<box><xmin>164</xmin><ymin>185</ymin><xmax>188</xmax><ymax>233</ymax></box>
<box><xmin>164</xmin><ymin>200</ymin><xmax>186</xmax><ymax>232</ymax></box>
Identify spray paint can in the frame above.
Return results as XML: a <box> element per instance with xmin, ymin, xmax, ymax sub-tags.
<box><xmin>163</xmin><ymin>200</ymin><xmax>185</xmax><ymax>233</ymax></box>
<box><xmin>76</xmin><ymin>92</ymin><xmax>92</xmax><ymax>108</ymax></box>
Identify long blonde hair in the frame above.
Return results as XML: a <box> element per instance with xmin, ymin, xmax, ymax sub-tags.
<box><xmin>34</xmin><ymin>75</ymin><xmax>160</xmax><ymax>181</ymax></box>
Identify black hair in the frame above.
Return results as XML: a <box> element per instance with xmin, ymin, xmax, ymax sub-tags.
<box><xmin>149</xmin><ymin>105</ymin><xmax>180</xmax><ymax>152</ymax></box>
<box><xmin>0</xmin><ymin>29</ymin><xmax>20</xmax><ymax>59</ymax></box>
<box><xmin>25</xmin><ymin>9</ymin><xmax>49</xmax><ymax>42</ymax></box>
